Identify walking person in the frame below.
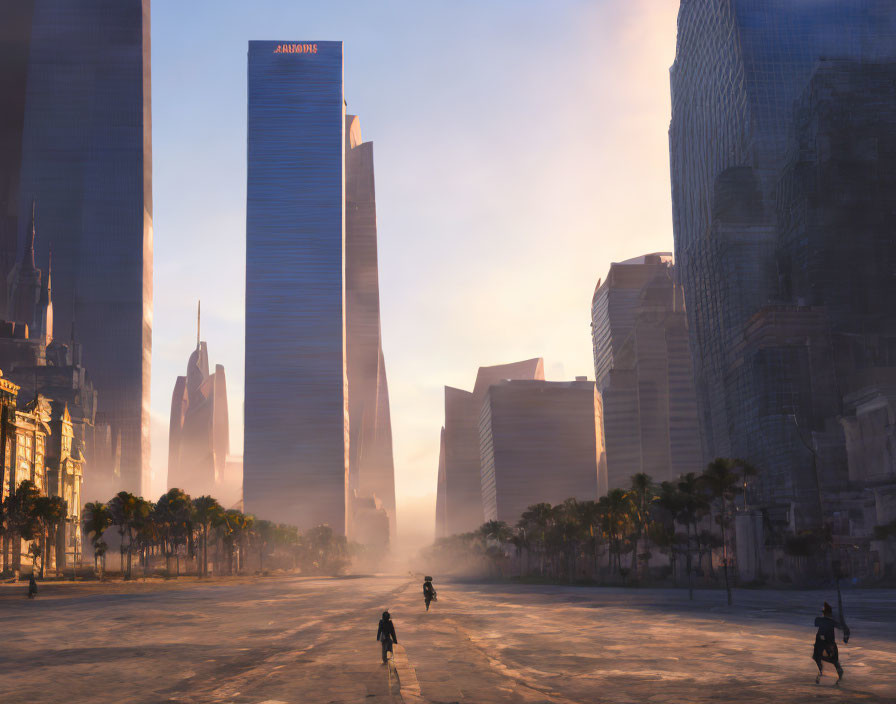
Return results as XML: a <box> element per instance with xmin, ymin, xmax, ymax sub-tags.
<box><xmin>813</xmin><ymin>602</ymin><xmax>849</xmax><ymax>684</ymax></box>
<box><xmin>27</xmin><ymin>574</ymin><xmax>38</xmax><ymax>599</ymax></box>
<box><xmin>377</xmin><ymin>610</ymin><xmax>398</xmax><ymax>664</ymax></box>
<box><xmin>423</xmin><ymin>576</ymin><xmax>437</xmax><ymax>611</ymax></box>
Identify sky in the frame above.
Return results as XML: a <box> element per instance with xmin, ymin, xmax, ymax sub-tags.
<box><xmin>150</xmin><ymin>0</ymin><xmax>681</xmax><ymax>551</ymax></box>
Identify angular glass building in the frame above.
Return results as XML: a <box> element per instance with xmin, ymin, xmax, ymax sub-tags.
<box><xmin>244</xmin><ymin>41</ymin><xmax>349</xmax><ymax>531</ymax></box>
<box><xmin>11</xmin><ymin>0</ymin><xmax>152</xmax><ymax>496</ymax></box>
<box><xmin>670</xmin><ymin>0</ymin><xmax>896</xmax><ymax>521</ymax></box>
<box><xmin>345</xmin><ymin>114</ymin><xmax>396</xmax><ymax>540</ymax></box>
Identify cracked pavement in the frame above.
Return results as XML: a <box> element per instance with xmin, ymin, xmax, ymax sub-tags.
<box><xmin>1</xmin><ymin>576</ymin><xmax>894</xmax><ymax>703</ymax></box>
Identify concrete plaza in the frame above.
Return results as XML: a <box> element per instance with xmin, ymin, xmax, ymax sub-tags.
<box><xmin>1</xmin><ymin>576</ymin><xmax>894</xmax><ymax>703</ymax></box>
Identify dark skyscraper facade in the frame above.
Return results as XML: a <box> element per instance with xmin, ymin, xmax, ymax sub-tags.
<box><xmin>8</xmin><ymin>0</ymin><xmax>152</xmax><ymax>495</ymax></box>
<box><xmin>670</xmin><ymin>1</ymin><xmax>896</xmax><ymax>525</ymax></box>
<box><xmin>244</xmin><ymin>41</ymin><xmax>348</xmax><ymax>531</ymax></box>
<box><xmin>0</xmin><ymin>1</ymin><xmax>34</xmax><ymax>317</ymax></box>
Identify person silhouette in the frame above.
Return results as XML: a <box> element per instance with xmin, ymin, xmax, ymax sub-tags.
<box><xmin>813</xmin><ymin>601</ymin><xmax>849</xmax><ymax>684</ymax></box>
<box><xmin>376</xmin><ymin>610</ymin><xmax>398</xmax><ymax>664</ymax></box>
<box><xmin>423</xmin><ymin>576</ymin><xmax>437</xmax><ymax>611</ymax></box>
<box><xmin>27</xmin><ymin>574</ymin><xmax>37</xmax><ymax>599</ymax></box>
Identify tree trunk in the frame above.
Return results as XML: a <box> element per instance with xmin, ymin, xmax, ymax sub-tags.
<box><xmin>12</xmin><ymin>532</ymin><xmax>22</xmax><ymax>575</ymax></box>
<box><xmin>686</xmin><ymin>522</ymin><xmax>694</xmax><ymax>601</ymax></box>
<box><xmin>721</xmin><ymin>507</ymin><xmax>732</xmax><ymax>606</ymax></box>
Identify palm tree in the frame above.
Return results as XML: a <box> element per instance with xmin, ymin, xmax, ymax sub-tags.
<box><xmin>82</xmin><ymin>502</ymin><xmax>113</xmax><ymax>578</ymax></box>
<box><xmin>577</xmin><ymin>500</ymin><xmax>605</xmax><ymax>581</ymax></box>
<box><xmin>555</xmin><ymin>499</ymin><xmax>588</xmax><ymax>581</ymax></box>
<box><xmin>109</xmin><ymin>491</ymin><xmax>140</xmax><ymax>578</ymax></box>
<box><xmin>155</xmin><ymin>488</ymin><xmax>193</xmax><ymax>576</ymax></box>
<box><xmin>601</xmin><ymin>489</ymin><xmax>633</xmax><ymax>576</ymax></box>
<box><xmin>628</xmin><ymin>473</ymin><xmax>656</xmax><ymax>579</ymax></box>
<box><xmin>701</xmin><ymin>458</ymin><xmax>740</xmax><ymax>606</ymax></box>
<box><xmin>253</xmin><ymin>519</ymin><xmax>276</xmax><ymax>572</ymax></box>
<box><xmin>479</xmin><ymin>520</ymin><xmax>512</xmax><ymax>576</ymax></box>
<box><xmin>192</xmin><ymin>496</ymin><xmax>222</xmax><ymax>577</ymax></box>
<box><xmin>31</xmin><ymin>495</ymin><xmax>66</xmax><ymax>578</ymax></box>
<box><xmin>520</xmin><ymin>503</ymin><xmax>553</xmax><ymax>576</ymax></box>
<box><xmin>676</xmin><ymin>472</ymin><xmax>708</xmax><ymax>601</ymax></box>
<box><xmin>133</xmin><ymin>499</ymin><xmax>158</xmax><ymax>578</ymax></box>
<box><xmin>654</xmin><ymin>481</ymin><xmax>686</xmax><ymax>584</ymax></box>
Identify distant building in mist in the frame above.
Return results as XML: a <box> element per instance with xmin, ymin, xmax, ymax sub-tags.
<box><xmin>590</xmin><ymin>254</ymin><xmax>700</xmax><ymax>489</ymax></box>
<box><xmin>3</xmin><ymin>0</ymin><xmax>153</xmax><ymax>496</ymax></box>
<box><xmin>435</xmin><ymin>358</ymin><xmax>544</xmax><ymax>538</ymax></box>
<box><xmin>345</xmin><ymin>114</ymin><xmax>396</xmax><ymax>541</ymax></box>
<box><xmin>479</xmin><ymin>379</ymin><xmax>607</xmax><ymax>525</ymax></box>
<box><xmin>244</xmin><ymin>42</ymin><xmax>395</xmax><ymax>539</ymax></box>
<box><xmin>168</xmin><ymin>306</ymin><xmax>229</xmax><ymax>499</ymax></box>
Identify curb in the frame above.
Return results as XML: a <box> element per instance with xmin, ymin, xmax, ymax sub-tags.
<box><xmin>392</xmin><ymin>644</ymin><xmax>424</xmax><ymax>702</ymax></box>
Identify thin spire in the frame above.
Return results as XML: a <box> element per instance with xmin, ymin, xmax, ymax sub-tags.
<box><xmin>24</xmin><ymin>199</ymin><xmax>37</xmax><ymax>270</ymax></box>
<box><xmin>38</xmin><ymin>243</ymin><xmax>52</xmax><ymax>305</ymax></box>
<box><xmin>197</xmin><ymin>299</ymin><xmax>201</xmax><ymax>350</ymax></box>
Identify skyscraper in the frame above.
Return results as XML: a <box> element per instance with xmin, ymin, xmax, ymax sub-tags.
<box><xmin>669</xmin><ymin>0</ymin><xmax>896</xmax><ymax>519</ymax></box>
<box><xmin>9</xmin><ymin>0</ymin><xmax>152</xmax><ymax>496</ymax></box>
<box><xmin>345</xmin><ymin>114</ymin><xmax>396</xmax><ymax>539</ymax></box>
<box><xmin>168</xmin><ymin>306</ymin><xmax>230</xmax><ymax>499</ymax></box>
<box><xmin>244</xmin><ymin>41</ymin><xmax>348</xmax><ymax>531</ymax></box>
<box><xmin>0</xmin><ymin>1</ymin><xmax>34</xmax><ymax>315</ymax></box>
<box><xmin>436</xmin><ymin>358</ymin><xmax>544</xmax><ymax>537</ymax></box>
<box><xmin>479</xmin><ymin>379</ymin><xmax>607</xmax><ymax>525</ymax></box>
<box><xmin>591</xmin><ymin>254</ymin><xmax>701</xmax><ymax>489</ymax></box>
<box><xmin>245</xmin><ymin>41</ymin><xmax>397</xmax><ymax>538</ymax></box>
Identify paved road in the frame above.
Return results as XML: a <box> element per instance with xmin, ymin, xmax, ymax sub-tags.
<box><xmin>1</xmin><ymin>576</ymin><xmax>894</xmax><ymax>703</ymax></box>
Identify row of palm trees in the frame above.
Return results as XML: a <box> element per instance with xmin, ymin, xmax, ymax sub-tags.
<box><xmin>0</xmin><ymin>479</ymin><xmax>69</xmax><ymax>577</ymax></box>
<box><xmin>82</xmin><ymin>488</ymin><xmax>351</xmax><ymax>579</ymax></box>
<box><xmin>426</xmin><ymin>458</ymin><xmax>756</xmax><ymax>604</ymax></box>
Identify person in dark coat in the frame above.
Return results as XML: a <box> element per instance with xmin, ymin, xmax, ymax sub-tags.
<box><xmin>423</xmin><ymin>576</ymin><xmax>437</xmax><ymax>611</ymax></box>
<box><xmin>376</xmin><ymin>610</ymin><xmax>397</xmax><ymax>663</ymax></box>
<box><xmin>27</xmin><ymin>575</ymin><xmax>37</xmax><ymax>599</ymax></box>
<box><xmin>813</xmin><ymin>602</ymin><xmax>849</xmax><ymax>684</ymax></box>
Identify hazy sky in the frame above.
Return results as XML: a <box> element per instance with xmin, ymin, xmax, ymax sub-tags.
<box><xmin>150</xmin><ymin>0</ymin><xmax>680</xmax><ymax>549</ymax></box>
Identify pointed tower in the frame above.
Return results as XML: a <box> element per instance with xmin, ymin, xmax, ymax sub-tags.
<box><xmin>35</xmin><ymin>243</ymin><xmax>53</xmax><ymax>346</ymax></box>
<box><xmin>168</xmin><ymin>301</ymin><xmax>229</xmax><ymax>497</ymax></box>
<box><xmin>6</xmin><ymin>199</ymin><xmax>43</xmax><ymax>331</ymax></box>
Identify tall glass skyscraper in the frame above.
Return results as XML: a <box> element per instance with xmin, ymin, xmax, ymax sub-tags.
<box><xmin>244</xmin><ymin>41</ymin><xmax>349</xmax><ymax>531</ymax></box>
<box><xmin>670</xmin><ymin>0</ymin><xmax>896</xmax><ymax>515</ymax></box>
<box><xmin>11</xmin><ymin>0</ymin><xmax>152</xmax><ymax>496</ymax></box>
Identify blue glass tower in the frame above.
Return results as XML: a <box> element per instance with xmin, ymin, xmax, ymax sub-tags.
<box><xmin>244</xmin><ymin>41</ymin><xmax>348</xmax><ymax>531</ymax></box>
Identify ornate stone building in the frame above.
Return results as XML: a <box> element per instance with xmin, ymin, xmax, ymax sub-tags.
<box><xmin>0</xmin><ymin>373</ymin><xmax>83</xmax><ymax>573</ymax></box>
<box><xmin>0</xmin><ymin>206</ymin><xmax>115</xmax><ymax>503</ymax></box>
